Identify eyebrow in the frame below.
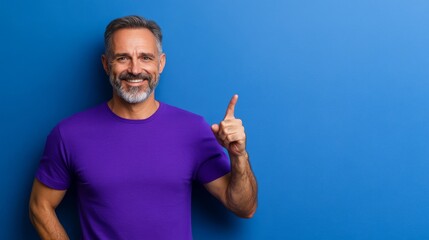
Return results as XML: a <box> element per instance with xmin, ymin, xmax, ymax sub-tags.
<box><xmin>113</xmin><ymin>52</ymin><xmax>156</xmax><ymax>59</ymax></box>
<box><xmin>139</xmin><ymin>52</ymin><xmax>156</xmax><ymax>58</ymax></box>
<box><xmin>113</xmin><ymin>53</ymin><xmax>131</xmax><ymax>58</ymax></box>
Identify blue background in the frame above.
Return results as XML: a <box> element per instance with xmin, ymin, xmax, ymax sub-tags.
<box><xmin>1</xmin><ymin>0</ymin><xmax>429</xmax><ymax>239</ymax></box>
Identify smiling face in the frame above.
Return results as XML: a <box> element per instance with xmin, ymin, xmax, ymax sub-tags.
<box><xmin>102</xmin><ymin>28</ymin><xmax>166</xmax><ymax>104</ymax></box>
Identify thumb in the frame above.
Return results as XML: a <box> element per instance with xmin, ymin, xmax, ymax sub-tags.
<box><xmin>211</xmin><ymin>124</ymin><xmax>219</xmax><ymax>134</ymax></box>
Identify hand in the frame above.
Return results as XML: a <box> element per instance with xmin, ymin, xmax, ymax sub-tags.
<box><xmin>211</xmin><ymin>94</ymin><xmax>247</xmax><ymax>157</ymax></box>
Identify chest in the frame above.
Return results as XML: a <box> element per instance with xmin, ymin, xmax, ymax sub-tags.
<box><xmin>67</xmin><ymin>126</ymin><xmax>199</xmax><ymax>199</ymax></box>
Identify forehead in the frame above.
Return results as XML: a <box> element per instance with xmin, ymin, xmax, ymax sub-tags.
<box><xmin>111</xmin><ymin>28</ymin><xmax>158</xmax><ymax>54</ymax></box>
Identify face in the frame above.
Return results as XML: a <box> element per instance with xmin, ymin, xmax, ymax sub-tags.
<box><xmin>102</xmin><ymin>28</ymin><xmax>166</xmax><ymax>104</ymax></box>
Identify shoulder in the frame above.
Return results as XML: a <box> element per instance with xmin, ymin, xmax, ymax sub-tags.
<box><xmin>55</xmin><ymin>103</ymin><xmax>108</xmax><ymax>133</ymax></box>
<box><xmin>160</xmin><ymin>102</ymin><xmax>206</xmax><ymax>124</ymax></box>
<box><xmin>158</xmin><ymin>102</ymin><xmax>214</xmax><ymax>136</ymax></box>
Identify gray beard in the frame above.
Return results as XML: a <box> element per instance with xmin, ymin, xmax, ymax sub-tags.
<box><xmin>109</xmin><ymin>75</ymin><xmax>158</xmax><ymax>104</ymax></box>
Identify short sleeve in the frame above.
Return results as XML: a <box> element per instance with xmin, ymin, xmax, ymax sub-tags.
<box><xmin>193</xmin><ymin>120</ymin><xmax>231</xmax><ymax>184</ymax></box>
<box><xmin>35</xmin><ymin>125</ymin><xmax>71</xmax><ymax>190</ymax></box>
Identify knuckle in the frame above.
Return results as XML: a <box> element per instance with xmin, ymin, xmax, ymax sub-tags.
<box><xmin>223</xmin><ymin>128</ymin><xmax>231</xmax><ymax>135</ymax></box>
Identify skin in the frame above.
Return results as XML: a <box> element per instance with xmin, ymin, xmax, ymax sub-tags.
<box><xmin>29</xmin><ymin>180</ymin><xmax>69</xmax><ymax>240</ymax></box>
<box><xmin>29</xmin><ymin>27</ymin><xmax>257</xmax><ymax>239</ymax></box>
<box><xmin>208</xmin><ymin>94</ymin><xmax>258</xmax><ymax>218</ymax></box>
<box><xmin>102</xmin><ymin>28</ymin><xmax>166</xmax><ymax>119</ymax></box>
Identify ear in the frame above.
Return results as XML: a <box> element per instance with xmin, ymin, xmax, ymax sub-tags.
<box><xmin>101</xmin><ymin>54</ymin><xmax>109</xmax><ymax>75</ymax></box>
<box><xmin>158</xmin><ymin>53</ymin><xmax>166</xmax><ymax>74</ymax></box>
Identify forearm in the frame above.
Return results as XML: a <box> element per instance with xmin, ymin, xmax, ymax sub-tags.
<box><xmin>226</xmin><ymin>151</ymin><xmax>258</xmax><ymax>218</ymax></box>
<box><xmin>30</xmin><ymin>206</ymin><xmax>69</xmax><ymax>240</ymax></box>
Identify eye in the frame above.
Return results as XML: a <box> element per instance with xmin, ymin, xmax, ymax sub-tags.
<box><xmin>116</xmin><ymin>56</ymin><xmax>129</xmax><ymax>63</ymax></box>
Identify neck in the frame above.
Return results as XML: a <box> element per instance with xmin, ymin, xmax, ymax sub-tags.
<box><xmin>108</xmin><ymin>93</ymin><xmax>159</xmax><ymax>120</ymax></box>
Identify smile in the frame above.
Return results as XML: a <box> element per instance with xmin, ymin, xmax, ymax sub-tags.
<box><xmin>125</xmin><ymin>79</ymin><xmax>145</xmax><ymax>83</ymax></box>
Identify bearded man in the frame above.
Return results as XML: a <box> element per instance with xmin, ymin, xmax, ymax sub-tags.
<box><xmin>29</xmin><ymin>15</ymin><xmax>257</xmax><ymax>240</ymax></box>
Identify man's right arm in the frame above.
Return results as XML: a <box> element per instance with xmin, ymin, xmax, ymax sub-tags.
<box><xmin>29</xmin><ymin>179</ymin><xmax>69</xmax><ymax>240</ymax></box>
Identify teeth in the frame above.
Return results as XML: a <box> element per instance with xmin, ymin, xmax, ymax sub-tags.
<box><xmin>127</xmin><ymin>79</ymin><xmax>143</xmax><ymax>83</ymax></box>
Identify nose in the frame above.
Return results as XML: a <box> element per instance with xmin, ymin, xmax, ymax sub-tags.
<box><xmin>128</xmin><ymin>59</ymin><xmax>143</xmax><ymax>75</ymax></box>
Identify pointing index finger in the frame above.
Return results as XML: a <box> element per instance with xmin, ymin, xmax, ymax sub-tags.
<box><xmin>224</xmin><ymin>94</ymin><xmax>238</xmax><ymax>119</ymax></box>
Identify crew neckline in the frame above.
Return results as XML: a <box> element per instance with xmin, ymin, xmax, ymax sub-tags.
<box><xmin>103</xmin><ymin>101</ymin><xmax>164</xmax><ymax>124</ymax></box>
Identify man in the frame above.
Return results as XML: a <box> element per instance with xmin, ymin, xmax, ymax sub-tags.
<box><xmin>29</xmin><ymin>15</ymin><xmax>257</xmax><ymax>239</ymax></box>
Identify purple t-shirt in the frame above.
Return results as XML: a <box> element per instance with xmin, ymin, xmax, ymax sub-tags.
<box><xmin>36</xmin><ymin>102</ymin><xmax>230</xmax><ymax>239</ymax></box>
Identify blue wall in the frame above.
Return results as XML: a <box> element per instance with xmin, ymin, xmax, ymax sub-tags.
<box><xmin>2</xmin><ymin>0</ymin><xmax>429</xmax><ymax>239</ymax></box>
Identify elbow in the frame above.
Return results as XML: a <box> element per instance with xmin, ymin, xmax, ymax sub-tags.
<box><xmin>243</xmin><ymin>207</ymin><xmax>257</xmax><ymax>219</ymax></box>
<box><xmin>29</xmin><ymin>200</ymin><xmax>40</xmax><ymax>226</ymax></box>
<box><xmin>236</xmin><ymin>210</ymin><xmax>255</xmax><ymax>219</ymax></box>
<box><xmin>29</xmin><ymin>197</ymin><xmax>50</xmax><ymax>226</ymax></box>
<box><xmin>226</xmin><ymin>194</ymin><xmax>258</xmax><ymax>219</ymax></box>
<box><xmin>234</xmin><ymin>204</ymin><xmax>257</xmax><ymax>219</ymax></box>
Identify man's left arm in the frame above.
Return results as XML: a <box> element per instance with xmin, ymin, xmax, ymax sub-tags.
<box><xmin>205</xmin><ymin>95</ymin><xmax>258</xmax><ymax>218</ymax></box>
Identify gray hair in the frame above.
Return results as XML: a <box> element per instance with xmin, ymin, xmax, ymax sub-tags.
<box><xmin>104</xmin><ymin>15</ymin><xmax>163</xmax><ymax>59</ymax></box>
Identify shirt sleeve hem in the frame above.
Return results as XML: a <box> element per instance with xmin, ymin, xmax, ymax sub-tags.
<box><xmin>35</xmin><ymin>172</ymin><xmax>69</xmax><ymax>190</ymax></box>
<box><xmin>199</xmin><ymin>169</ymin><xmax>231</xmax><ymax>185</ymax></box>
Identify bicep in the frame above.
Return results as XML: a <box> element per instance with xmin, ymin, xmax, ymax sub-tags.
<box><xmin>30</xmin><ymin>179</ymin><xmax>67</xmax><ymax>210</ymax></box>
<box><xmin>204</xmin><ymin>173</ymin><xmax>231</xmax><ymax>205</ymax></box>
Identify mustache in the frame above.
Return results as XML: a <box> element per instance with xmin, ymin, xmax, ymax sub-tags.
<box><xmin>118</xmin><ymin>72</ymin><xmax>152</xmax><ymax>82</ymax></box>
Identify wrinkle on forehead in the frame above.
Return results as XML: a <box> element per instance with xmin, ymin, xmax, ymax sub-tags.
<box><xmin>111</xmin><ymin>28</ymin><xmax>160</xmax><ymax>56</ymax></box>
